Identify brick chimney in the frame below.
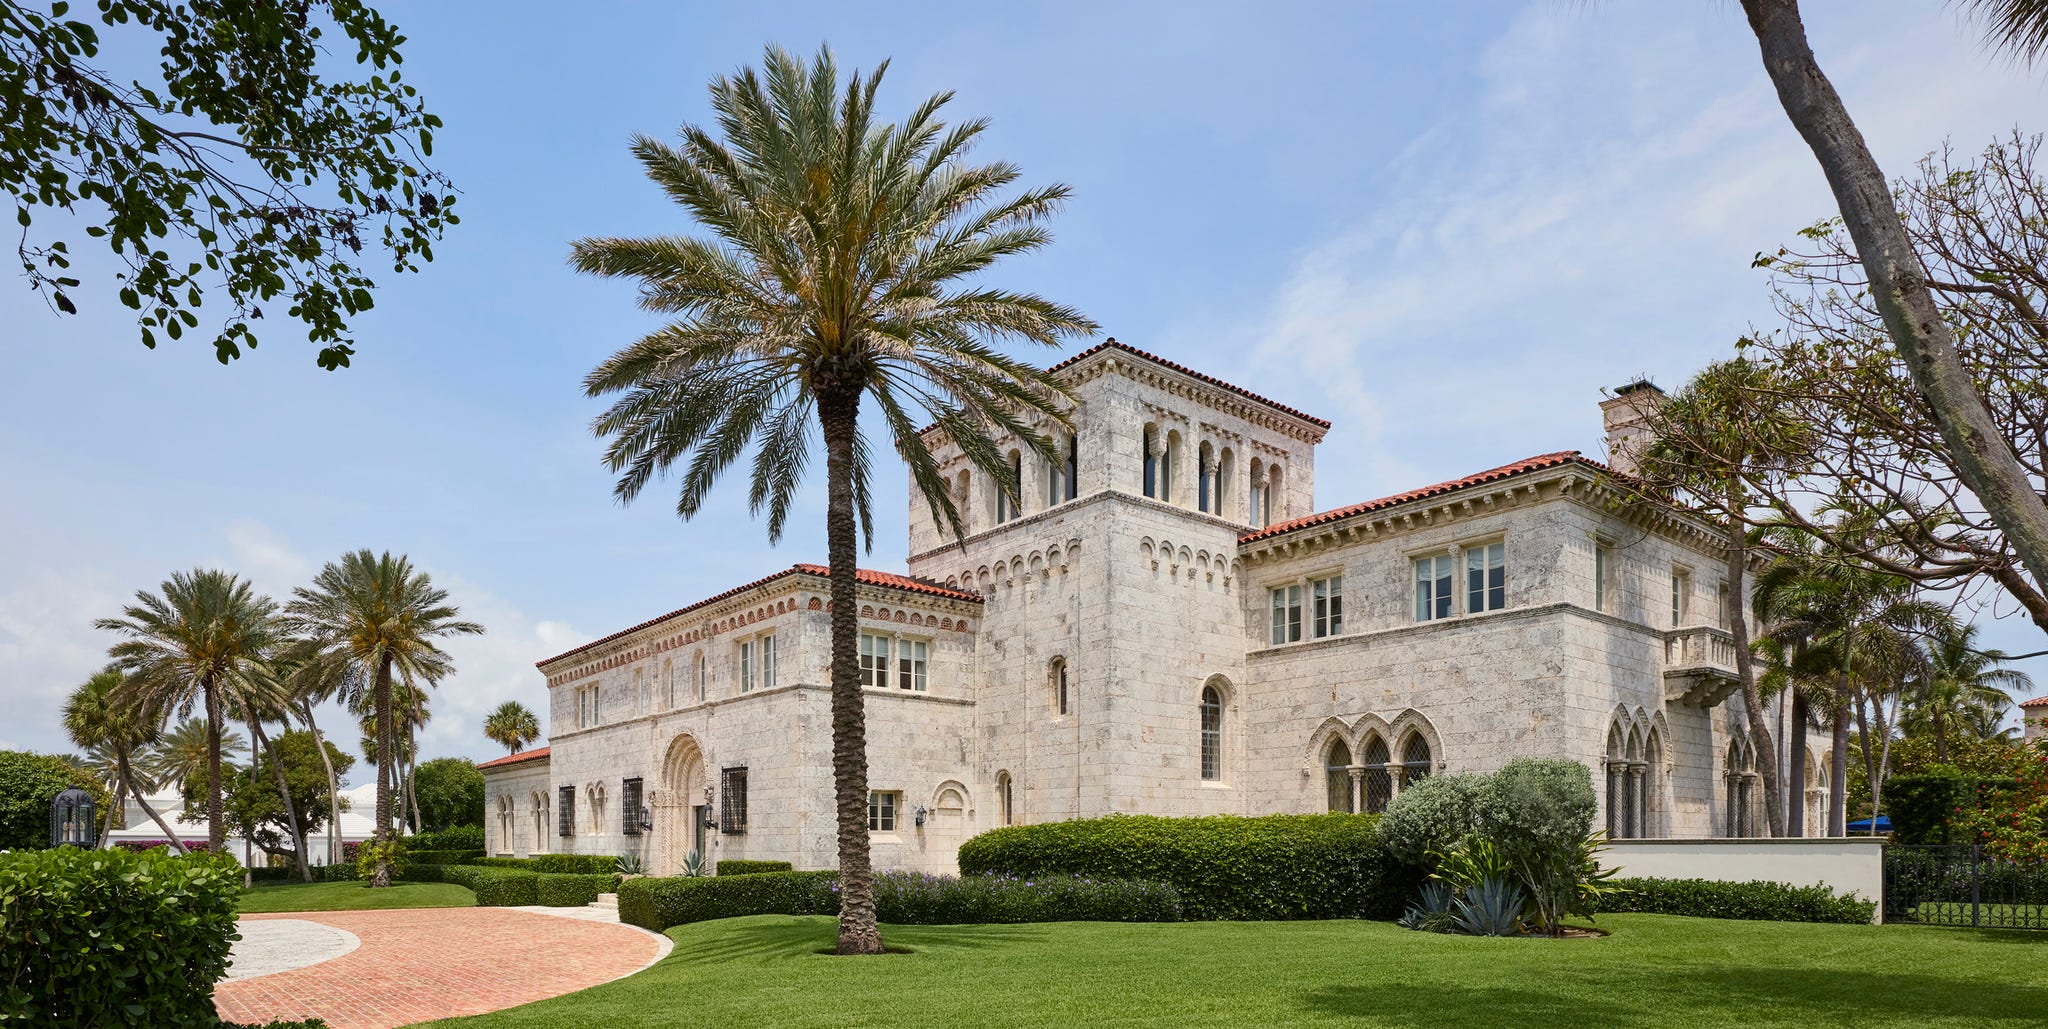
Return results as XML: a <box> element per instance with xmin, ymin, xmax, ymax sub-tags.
<box><xmin>1599</xmin><ymin>380</ymin><xmax>1665</xmax><ymax>477</ymax></box>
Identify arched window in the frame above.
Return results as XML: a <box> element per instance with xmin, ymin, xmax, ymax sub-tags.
<box><xmin>996</xmin><ymin>771</ymin><xmax>1015</xmax><ymax>825</ymax></box>
<box><xmin>694</xmin><ymin>652</ymin><xmax>707</xmax><ymax>702</ymax></box>
<box><xmin>1217</xmin><ymin>448</ymin><xmax>1234</xmax><ymax>518</ymax></box>
<box><xmin>531</xmin><ymin>792</ymin><xmax>550</xmax><ymax>855</ymax></box>
<box><xmin>1724</xmin><ymin>737</ymin><xmax>1757</xmax><ymax>838</ymax></box>
<box><xmin>1360</xmin><ymin>735</ymin><xmax>1393</xmax><ymax>813</ymax></box>
<box><xmin>1197</xmin><ymin>442</ymin><xmax>1215</xmax><ymax>514</ymax></box>
<box><xmin>662</xmin><ymin>659</ymin><xmax>675</xmax><ymax>709</ymax></box>
<box><xmin>1324</xmin><ymin>739</ymin><xmax>1353</xmax><ymax>813</ymax></box>
<box><xmin>953</xmin><ymin>469</ymin><xmax>973</xmax><ymax>534</ymax></box>
<box><xmin>996</xmin><ymin>450</ymin><xmax>1022</xmax><ymax>524</ymax></box>
<box><xmin>1399</xmin><ymin>733</ymin><xmax>1432</xmax><ymax>787</ymax></box>
<box><xmin>1162</xmin><ymin>430</ymin><xmax>1181</xmax><ymax>504</ymax></box>
<box><xmin>1064</xmin><ymin>434</ymin><xmax>1079</xmax><ymax>502</ymax></box>
<box><xmin>1248</xmin><ymin>457</ymin><xmax>1267</xmax><ymax>527</ymax></box>
<box><xmin>1268</xmin><ymin>464</ymin><xmax>1286</xmax><ymax>522</ymax></box>
<box><xmin>1050</xmin><ymin>658</ymin><xmax>1069</xmax><ymax>716</ymax></box>
<box><xmin>1200</xmin><ymin>685</ymin><xmax>1223</xmax><ymax>781</ymax></box>
<box><xmin>1143</xmin><ymin>424</ymin><xmax>1159</xmax><ymax>498</ymax></box>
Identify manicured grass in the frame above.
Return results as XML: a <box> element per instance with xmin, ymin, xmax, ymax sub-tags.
<box><xmin>413</xmin><ymin>914</ymin><xmax>2047</xmax><ymax>1029</ymax></box>
<box><xmin>237</xmin><ymin>879</ymin><xmax>476</xmax><ymax>913</ymax></box>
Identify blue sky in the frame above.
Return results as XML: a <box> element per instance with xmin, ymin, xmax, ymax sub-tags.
<box><xmin>4</xmin><ymin>1</ymin><xmax>2046</xmax><ymax>765</ymax></box>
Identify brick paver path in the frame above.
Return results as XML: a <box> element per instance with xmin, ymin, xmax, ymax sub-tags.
<box><xmin>216</xmin><ymin>909</ymin><xmax>663</xmax><ymax>1029</ymax></box>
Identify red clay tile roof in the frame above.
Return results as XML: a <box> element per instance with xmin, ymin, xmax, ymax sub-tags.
<box><xmin>1239</xmin><ymin>451</ymin><xmax>1594</xmax><ymax>544</ymax></box>
<box><xmin>477</xmin><ymin>747</ymin><xmax>549</xmax><ymax>771</ymax></box>
<box><xmin>534</xmin><ymin>565</ymin><xmax>980</xmax><ymax>668</ymax></box>
<box><xmin>1049</xmin><ymin>338</ymin><xmax>1332</xmax><ymax>429</ymax></box>
<box><xmin>2021</xmin><ymin>696</ymin><xmax>2048</xmax><ymax>708</ymax></box>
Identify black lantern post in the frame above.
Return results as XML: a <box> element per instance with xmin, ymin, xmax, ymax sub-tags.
<box><xmin>50</xmin><ymin>787</ymin><xmax>97</xmax><ymax>849</ymax></box>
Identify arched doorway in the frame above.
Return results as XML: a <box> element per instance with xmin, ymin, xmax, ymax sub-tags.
<box><xmin>659</xmin><ymin>734</ymin><xmax>708</xmax><ymax>874</ymax></box>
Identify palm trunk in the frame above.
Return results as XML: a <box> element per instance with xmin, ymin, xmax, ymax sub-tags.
<box><xmin>128</xmin><ymin>768</ymin><xmax>189</xmax><ymax>855</ymax></box>
<box><xmin>1743</xmin><ymin>0</ymin><xmax>2048</xmax><ymax>631</ymax></box>
<box><xmin>1725</xmin><ymin>479</ymin><xmax>1781</xmax><ymax>835</ymax></box>
<box><xmin>251</xmin><ymin>717</ymin><xmax>312</xmax><ymax>882</ymax></box>
<box><xmin>1830</xmin><ymin>658</ymin><xmax>1851</xmax><ymax>837</ymax></box>
<box><xmin>1874</xmin><ymin>692</ymin><xmax>1897</xmax><ymax>832</ymax></box>
<box><xmin>820</xmin><ymin>386</ymin><xmax>883</xmax><ymax>956</ymax></box>
<box><xmin>100</xmin><ymin>770</ymin><xmax>125</xmax><ymax>849</ymax></box>
<box><xmin>204</xmin><ymin>674</ymin><xmax>225</xmax><ymax>852</ymax></box>
<box><xmin>1788</xmin><ymin>690</ymin><xmax>1809</xmax><ymax>836</ymax></box>
<box><xmin>1853</xmin><ymin>690</ymin><xmax>1877</xmax><ymax>829</ymax></box>
<box><xmin>372</xmin><ymin>655</ymin><xmax>395</xmax><ymax>887</ymax></box>
<box><xmin>404</xmin><ymin>728</ymin><xmax>421</xmax><ymax>834</ymax></box>
<box><xmin>302</xmin><ymin>701</ymin><xmax>342</xmax><ymax>867</ymax></box>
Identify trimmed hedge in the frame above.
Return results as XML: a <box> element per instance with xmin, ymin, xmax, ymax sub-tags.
<box><xmin>535</xmin><ymin>873</ymin><xmax>623</xmax><ymax>907</ymax></box>
<box><xmin>403</xmin><ymin>864</ymin><xmax>539</xmax><ymax>906</ymax></box>
<box><xmin>956</xmin><ymin>813</ymin><xmax>1418</xmax><ymax>921</ymax></box>
<box><xmin>620</xmin><ymin>871</ymin><xmax>837</xmax><ymax>931</ymax></box>
<box><xmin>0</xmin><ymin>847</ymin><xmax>243</xmax><ymax>1027</ymax></box>
<box><xmin>870</xmin><ymin>870</ymin><xmax>1181</xmax><ymax>924</ymax></box>
<box><xmin>717</xmin><ymin>859</ymin><xmax>794</xmax><ymax>877</ymax></box>
<box><xmin>406</xmin><ymin>825</ymin><xmax>486</xmax><ymax>852</ymax></box>
<box><xmin>1597</xmin><ymin>877</ymin><xmax>1875</xmax><ymax>924</ymax></box>
<box><xmin>469</xmin><ymin>854</ymin><xmax>620</xmax><ymax>875</ymax></box>
<box><xmin>249</xmin><ymin>866</ymin><xmax>298</xmax><ymax>883</ymax></box>
<box><xmin>318</xmin><ymin>861</ymin><xmax>360</xmax><ymax>882</ymax></box>
<box><xmin>408</xmin><ymin>849</ymin><xmax>485</xmax><ymax>866</ymax></box>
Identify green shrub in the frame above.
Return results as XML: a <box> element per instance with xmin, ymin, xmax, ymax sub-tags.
<box><xmin>1887</xmin><ymin>772</ymin><xmax>2021</xmax><ymax>845</ymax></box>
<box><xmin>870</xmin><ymin>870</ymin><xmax>1181</xmax><ymax>924</ymax></box>
<box><xmin>619</xmin><ymin>871</ymin><xmax>837</xmax><ymax>931</ymax></box>
<box><xmin>402</xmin><ymin>864</ymin><xmax>539</xmax><ymax>906</ymax></box>
<box><xmin>717</xmin><ymin>859</ymin><xmax>795</xmax><ymax>877</ymax></box>
<box><xmin>317</xmin><ymin>861</ymin><xmax>359</xmax><ymax>882</ymax></box>
<box><xmin>535</xmin><ymin>873</ymin><xmax>621</xmax><ymax>907</ymax></box>
<box><xmin>1474</xmin><ymin>758</ymin><xmax>1597</xmax><ymax>865</ymax></box>
<box><xmin>0</xmin><ymin>750</ymin><xmax>109</xmax><ymax>851</ymax></box>
<box><xmin>408</xmin><ymin>849</ymin><xmax>484</xmax><ymax>866</ymax></box>
<box><xmin>223</xmin><ymin>1020</ymin><xmax>332</xmax><ymax>1028</ymax></box>
<box><xmin>1379</xmin><ymin>773</ymin><xmax>1486</xmax><ymax>867</ymax></box>
<box><xmin>0</xmin><ymin>847</ymin><xmax>243</xmax><ymax>1027</ymax></box>
<box><xmin>1598</xmin><ymin>877</ymin><xmax>1874</xmax><ymax>924</ymax></box>
<box><xmin>248</xmin><ymin>865</ymin><xmax>298</xmax><ymax>883</ymax></box>
<box><xmin>468</xmin><ymin>854</ymin><xmax>620</xmax><ymax>874</ymax></box>
<box><xmin>406</xmin><ymin>824</ymin><xmax>486</xmax><ymax>853</ymax></box>
<box><xmin>354</xmin><ymin>838</ymin><xmax>408</xmax><ymax>882</ymax></box>
<box><xmin>956</xmin><ymin>813</ymin><xmax>1418</xmax><ymax>921</ymax></box>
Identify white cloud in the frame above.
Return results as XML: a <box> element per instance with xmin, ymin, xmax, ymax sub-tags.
<box><xmin>0</xmin><ymin>568</ymin><xmax>128</xmax><ymax>754</ymax></box>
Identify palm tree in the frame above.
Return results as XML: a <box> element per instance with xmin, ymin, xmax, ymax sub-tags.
<box><xmin>281</xmin><ymin>653</ymin><xmax>360</xmax><ymax>866</ymax></box>
<box><xmin>483</xmin><ymin>701</ymin><xmax>541</xmax><ymax>756</ymax></box>
<box><xmin>149</xmin><ymin>716</ymin><xmax>247</xmax><ymax>797</ymax></box>
<box><xmin>98</xmin><ymin>568</ymin><xmax>282</xmax><ymax>850</ymax></box>
<box><xmin>1740</xmin><ymin>1</ymin><xmax>2048</xmax><ymax>614</ymax></box>
<box><xmin>570</xmin><ymin>45</ymin><xmax>1096</xmax><ymax>954</ymax></box>
<box><xmin>286</xmin><ymin>550</ymin><xmax>480</xmax><ymax>886</ymax></box>
<box><xmin>226</xmin><ymin>674</ymin><xmax>309</xmax><ymax>879</ymax></box>
<box><xmin>355</xmin><ymin>680</ymin><xmax>430</xmax><ymax>831</ymax></box>
<box><xmin>1906</xmin><ymin>621</ymin><xmax>2034</xmax><ymax>762</ymax></box>
<box><xmin>62</xmin><ymin>668</ymin><xmax>188</xmax><ymax>852</ymax></box>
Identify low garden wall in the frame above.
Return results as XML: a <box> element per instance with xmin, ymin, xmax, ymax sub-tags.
<box><xmin>1600</xmin><ymin>838</ymin><xmax>1885</xmax><ymax>922</ymax></box>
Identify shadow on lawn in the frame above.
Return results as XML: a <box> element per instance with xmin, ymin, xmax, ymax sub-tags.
<box><xmin>1301</xmin><ymin>966</ymin><xmax>2048</xmax><ymax>1027</ymax></box>
<box><xmin>667</xmin><ymin>917</ymin><xmax>1047</xmax><ymax>965</ymax></box>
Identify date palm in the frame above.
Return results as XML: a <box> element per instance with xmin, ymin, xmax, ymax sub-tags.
<box><xmin>570</xmin><ymin>45</ymin><xmax>1096</xmax><ymax>954</ymax></box>
<box><xmin>149</xmin><ymin>716</ymin><xmax>247</xmax><ymax>796</ymax></box>
<box><xmin>286</xmin><ymin>550</ymin><xmax>479</xmax><ymax>885</ymax></box>
<box><xmin>97</xmin><ymin>568</ymin><xmax>281</xmax><ymax>850</ymax></box>
<box><xmin>1906</xmin><ymin>621</ymin><xmax>2034</xmax><ymax>762</ymax></box>
<box><xmin>62</xmin><ymin>668</ymin><xmax>188</xmax><ymax>852</ymax></box>
<box><xmin>484</xmin><ymin>700</ymin><xmax>540</xmax><ymax>756</ymax></box>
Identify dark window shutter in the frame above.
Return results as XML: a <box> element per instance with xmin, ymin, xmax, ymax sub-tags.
<box><xmin>720</xmin><ymin>767</ymin><xmax>748</xmax><ymax>835</ymax></box>
<box><xmin>558</xmin><ymin>785</ymin><xmax>575</xmax><ymax>838</ymax></box>
<box><xmin>622</xmin><ymin>778</ymin><xmax>643</xmax><ymax>836</ymax></box>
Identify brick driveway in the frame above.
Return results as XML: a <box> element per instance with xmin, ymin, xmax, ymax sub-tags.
<box><xmin>216</xmin><ymin>909</ymin><xmax>664</xmax><ymax>1029</ymax></box>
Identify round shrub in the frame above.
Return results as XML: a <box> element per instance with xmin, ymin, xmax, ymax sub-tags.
<box><xmin>956</xmin><ymin>813</ymin><xmax>1418</xmax><ymax>921</ymax></box>
<box><xmin>1379</xmin><ymin>773</ymin><xmax>1486</xmax><ymax>867</ymax></box>
<box><xmin>1474</xmin><ymin>758</ymin><xmax>1596</xmax><ymax>865</ymax></box>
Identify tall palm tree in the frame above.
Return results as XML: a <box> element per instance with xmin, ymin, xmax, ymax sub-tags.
<box><xmin>226</xmin><ymin>675</ymin><xmax>310</xmax><ymax>879</ymax></box>
<box><xmin>149</xmin><ymin>716</ymin><xmax>247</xmax><ymax>797</ymax></box>
<box><xmin>98</xmin><ymin>568</ymin><xmax>282</xmax><ymax>850</ymax></box>
<box><xmin>1906</xmin><ymin>621</ymin><xmax>2034</xmax><ymax>762</ymax></box>
<box><xmin>355</xmin><ymin>680</ymin><xmax>430</xmax><ymax>831</ymax></box>
<box><xmin>570</xmin><ymin>45</ymin><xmax>1096</xmax><ymax>954</ymax></box>
<box><xmin>1740</xmin><ymin>0</ymin><xmax>2048</xmax><ymax>613</ymax></box>
<box><xmin>61</xmin><ymin>668</ymin><xmax>188</xmax><ymax>852</ymax></box>
<box><xmin>286</xmin><ymin>550</ymin><xmax>479</xmax><ymax>886</ymax></box>
<box><xmin>281</xmin><ymin>653</ymin><xmax>361</xmax><ymax>866</ymax></box>
<box><xmin>483</xmin><ymin>700</ymin><xmax>541</xmax><ymax>756</ymax></box>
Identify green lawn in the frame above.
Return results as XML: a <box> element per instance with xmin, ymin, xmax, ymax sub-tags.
<box><xmin>237</xmin><ymin>879</ymin><xmax>476</xmax><ymax>913</ymax></box>
<box><xmin>412</xmin><ymin>914</ymin><xmax>2047</xmax><ymax>1029</ymax></box>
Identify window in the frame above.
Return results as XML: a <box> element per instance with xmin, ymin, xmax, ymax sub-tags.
<box><xmin>897</xmin><ymin>638</ymin><xmax>928</xmax><ymax>692</ymax></box>
<box><xmin>996</xmin><ymin>450</ymin><xmax>1022</xmax><ymax>524</ymax></box>
<box><xmin>1143</xmin><ymin>426</ymin><xmax>1159</xmax><ymax>499</ymax></box>
<box><xmin>695</xmin><ymin>653</ymin><xmax>706</xmax><ymax>702</ymax></box>
<box><xmin>1051</xmin><ymin>658</ymin><xmax>1069</xmax><ymax>715</ymax></box>
<box><xmin>759</xmin><ymin>634</ymin><xmax>776</xmax><ymax>689</ymax></box>
<box><xmin>1200</xmin><ymin>685</ymin><xmax>1223</xmax><ymax>781</ymax></box>
<box><xmin>621</xmin><ymin>777</ymin><xmax>644</xmax><ymax>836</ymax></box>
<box><xmin>996</xmin><ymin>771</ymin><xmax>1014</xmax><ymax>825</ymax></box>
<box><xmin>1360</xmin><ymin>735</ymin><xmax>1394</xmax><ymax>814</ymax></box>
<box><xmin>1269</xmin><ymin>584</ymin><xmax>1303</xmax><ymax>645</ymax></box>
<box><xmin>1466</xmin><ymin>542</ymin><xmax>1505</xmax><ymax>614</ymax></box>
<box><xmin>1198</xmin><ymin>445</ymin><xmax>1213</xmax><ymax>514</ymax></box>
<box><xmin>663</xmin><ymin>660</ymin><xmax>675</xmax><ymax>709</ymax></box>
<box><xmin>1047</xmin><ymin>435</ymin><xmax>1078</xmax><ymax>507</ymax></box>
<box><xmin>1717</xmin><ymin>582</ymin><xmax>1730</xmax><ymax>629</ymax></box>
<box><xmin>1670</xmin><ymin>569</ymin><xmax>1690</xmax><ymax>627</ymax></box>
<box><xmin>1311</xmin><ymin>575</ymin><xmax>1343</xmax><ymax>638</ymax></box>
<box><xmin>867</xmin><ymin>791</ymin><xmax>898</xmax><ymax>832</ymax></box>
<box><xmin>532</xmin><ymin>793</ymin><xmax>550</xmax><ymax>853</ymax></box>
<box><xmin>738</xmin><ymin>641</ymin><xmax>753</xmax><ymax>693</ymax></box>
<box><xmin>1324</xmin><ymin>739</ymin><xmax>1353</xmax><ymax>813</ymax></box>
<box><xmin>576</xmin><ymin>685</ymin><xmax>602</xmax><ymax>729</ymax></box>
<box><xmin>557</xmin><ymin>785</ymin><xmax>575</xmax><ymax>838</ymax></box>
<box><xmin>1250</xmin><ymin>482</ymin><xmax>1269</xmax><ymax>527</ymax></box>
<box><xmin>861</xmin><ymin>633</ymin><xmax>893</xmax><ymax>689</ymax></box>
<box><xmin>739</xmin><ymin>634</ymin><xmax>777</xmax><ymax>693</ymax></box>
<box><xmin>1400</xmin><ymin>734</ymin><xmax>1432</xmax><ymax>787</ymax></box>
<box><xmin>1414</xmin><ymin>554</ymin><xmax>1455</xmax><ymax>622</ymax></box>
<box><xmin>1064</xmin><ymin>436</ymin><xmax>1078</xmax><ymax>502</ymax></box>
<box><xmin>719</xmin><ymin>766</ymin><xmax>748</xmax><ymax>834</ymax></box>
<box><xmin>1594</xmin><ymin>541</ymin><xmax>1615</xmax><ymax>613</ymax></box>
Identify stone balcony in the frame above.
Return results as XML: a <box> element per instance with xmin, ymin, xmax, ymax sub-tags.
<box><xmin>1664</xmin><ymin>625</ymin><xmax>1741</xmax><ymax>708</ymax></box>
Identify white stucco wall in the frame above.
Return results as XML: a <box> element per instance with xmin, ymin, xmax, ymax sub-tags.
<box><xmin>1601</xmin><ymin>838</ymin><xmax>1886</xmax><ymax>922</ymax></box>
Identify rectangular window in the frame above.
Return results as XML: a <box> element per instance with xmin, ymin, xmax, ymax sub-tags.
<box><xmin>1671</xmin><ymin>570</ymin><xmax>1690</xmax><ymax>627</ymax></box>
<box><xmin>664</xmin><ymin>664</ymin><xmax>675</xmax><ymax>709</ymax></box>
<box><xmin>1467</xmin><ymin>542</ymin><xmax>1505</xmax><ymax>614</ymax></box>
<box><xmin>898</xmin><ymin>639</ymin><xmax>928</xmax><ymax>692</ymax></box>
<box><xmin>1311</xmin><ymin>575</ymin><xmax>1343</xmax><ymax>638</ymax></box>
<box><xmin>695</xmin><ymin>655</ymin><xmax>707</xmax><ymax>702</ymax></box>
<box><xmin>621</xmin><ymin>777</ymin><xmax>643</xmax><ymax>837</ymax></box>
<box><xmin>1415</xmin><ymin>554</ymin><xmax>1455</xmax><ymax>621</ymax></box>
<box><xmin>557</xmin><ymin>785</ymin><xmax>575</xmax><ymax>838</ymax></box>
<box><xmin>868</xmin><ymin>791</ymin><xmax>898</xmax><ymax>832</ymax></box>
<box><xmin>1594</xmin><ymin>542</ymin><xmax>1614</xmax><ymax>613</ymax></box>
<box><xmin>1268</xmin><ymin>585</ymin><xmax>1303</xmax><ymax>645</ymax></box>
<box><xmin>719</xmin><ymin>767</ymin><xmax>748</xmax><ymax>835</ymax></box>
<box><xmin>759</xmin><ymin>634</ymin><xmax>777</xmax><ymax>689</ymax></box>
<box><xmin>861</xmin><ymin>633</ymin><xmax>892</xmax><ymax>689</ymax></box>
<box><xmin>738</xmin><ymin>641</ymin><xmax>753</xmax><ymax>693</ymax></box>
<box><xmin>576</xmin><ymin>685</ymin><xmax>601</xmax><ymax>729</ymax></box>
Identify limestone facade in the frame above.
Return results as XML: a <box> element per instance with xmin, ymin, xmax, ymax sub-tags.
<box><xmin>486</xmin><ymin>340</ymin><xmax>1780</xmax><ymax>873</ymax></box>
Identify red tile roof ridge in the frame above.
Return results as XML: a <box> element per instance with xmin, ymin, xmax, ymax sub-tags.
<box><xmin>477</xmin><ymin>746</ymin><xmax>550</xmax><ymax>770</ymax></box>
<box><xmin>1048</xmin><ymin>338</ymin><xmax>1332</xmax><ymax>429</ymax></box>
<box><xmin>535</xmin><ymin>564</ymin><xmax>981</xmax><ymax>669</ymax></box>
<box><xmin>2020</xmin><ymin>695</ymin><xmax>2048</xmax><ymax>708</ymax></box>
<box><xmin>1239</xmin><ymin>451</ymin><xmax>1594</xmax><ymax>544</ymax></box>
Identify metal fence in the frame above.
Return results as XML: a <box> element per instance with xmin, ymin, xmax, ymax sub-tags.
<box><xmin>1883</xmin><ymin>844</ymin><xmax>2048</xmax><ymax>930</ymax></box>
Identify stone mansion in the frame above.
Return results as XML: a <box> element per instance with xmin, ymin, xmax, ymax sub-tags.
<box><xmin>481</xmin><ymin>340</ymin><xmax>1828</xmax><ymax>873</ymax></box>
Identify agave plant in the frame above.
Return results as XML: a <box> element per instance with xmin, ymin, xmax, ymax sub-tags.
<box><xmin>679</xmin><ymin>850</ymin><xmax>708</xmax><ymax>878</ymax></box>
<box><xmin>1451</xmin><ymin>876</ymin><xmax>1527</xmax><ymax>938</ymax></box>
<box><xmin>616</xmin><ymin>851</ymin><xmax>645</xmax><ymax>876</ymax></box>
<box><xmin>1398</xmin><ymin>882</ymin><xmax>1458</xmax><ymax>934</ymax></box>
